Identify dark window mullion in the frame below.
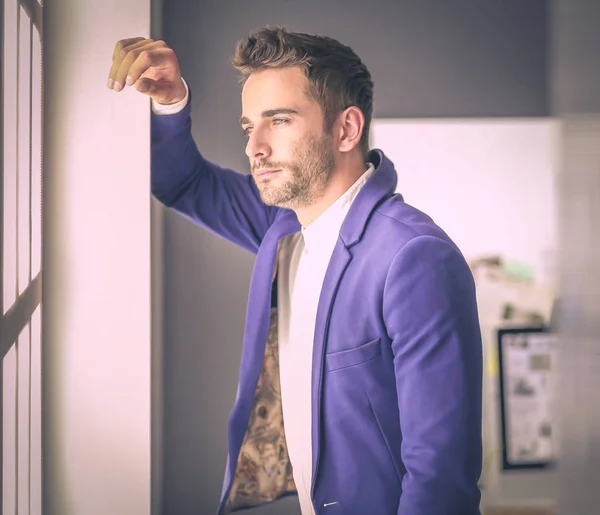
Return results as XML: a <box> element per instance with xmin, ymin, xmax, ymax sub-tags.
<box><xmin>28</xmin><ymin>15</ymin><xmax>32</xmax><ymax>302</ymax></box>
<box><xmin>27</xmin><ymin>314</ymin><xmax>31</xmax><ymax>510</ymax></box>
<box><xmin>1</xmin><ymin>0</ymin><xmax>7</xmax><ymax>322</ymax></box>
<box><xmin>27</xmin><ymin>16</ymin><xmax>33</xmax><ymax>510</ymax></box>
<box><xmin>18</xmin><ymin>0</ymin><xmax>40</xmax><ymax>37</ymax></box>
<box><xmin>0</xmin><ymin>4</ymin><xmax>5</xmax><ymax>515</ymax></box>
<box><xmin>0</xmin><ymin>359</ymin><xmax>4</xmax><ymax>515</ymax></box>
<box><xmin>15</xmin><ymin>1</ymin><xmax>20</xmax><ymax>311</ymax></box>
<box><xmin>0</xmin><ymin>274</ymin><xmax>41</xmax><ymax>360</ymax></box>
<box><xmin>0</xmin><ymin>3</ymin><xmax>4</xmax><ymax>514</ymax></box>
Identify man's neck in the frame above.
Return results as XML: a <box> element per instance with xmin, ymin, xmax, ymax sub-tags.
<box><xmin>295</xmin><ymin>160</ymin><xmax>368</xmax><ymax>228</ymax></box>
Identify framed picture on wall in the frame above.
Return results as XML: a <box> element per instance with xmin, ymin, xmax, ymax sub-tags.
<box><xmin>497</xmin><ymin>326</ymin><xmax>557</xmax><ymax>471</ymax></box>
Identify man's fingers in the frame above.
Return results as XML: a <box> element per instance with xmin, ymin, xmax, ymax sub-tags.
<box><xmin>108</xmin><ymin>38</ymin><xmax>155</xmax><ymax>89</ymax></box>
<box><xmin>112</xmin><ymin>37</ymin><xmax>146</xmax><ymax>61</ymax></box>
<box><xmin>108</xmin><ymin>37</ymin><xmax>184</xmax><ymax>104</ymax></box>
<box><xmin>126</xmin><ymin>47</ymin><xmax>176</xmax><ymax>85</ymax></box>
<box><xmin>112</xmin><ymin>40</ymin><xmax>168</xmax><ymax>91</ymax></box>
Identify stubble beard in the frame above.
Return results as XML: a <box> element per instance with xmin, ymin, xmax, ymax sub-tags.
<box><xmin>253</xmin><ymin>132</ymin><xmax>335</xmax><ymax>210</ymax></box>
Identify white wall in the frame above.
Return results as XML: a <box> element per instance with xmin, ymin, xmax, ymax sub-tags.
<box><xmin>42</xmin><ymin>1</ymin><xmax>154</xmax><ymax>514</ymax></box>
<box><xmin>371</xmin><ymin>119</ymin><xmax>559</xmax><ymax>286</ymax></box>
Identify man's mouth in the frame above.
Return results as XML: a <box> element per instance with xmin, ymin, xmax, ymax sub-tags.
<box><xmin>255</xmin><ymin>169</ymin><xmax>281</xmax><ymax>179</ymax></box>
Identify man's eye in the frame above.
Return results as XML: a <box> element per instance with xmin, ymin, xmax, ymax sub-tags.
<box><xmin>272</xmin><ymin>118</ymin><xmax>289</xmax><ymax>126</ymax></box>
<box><xmin>242</xmin><ymin>127</ymin><xmax>253</xmax><ymax>135</ymax></box>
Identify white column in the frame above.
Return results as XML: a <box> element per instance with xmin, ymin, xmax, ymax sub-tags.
<box><xmin>42</xmin><ymin>1</ymin><xmax>154</xmax><ymax>514</ymax></box>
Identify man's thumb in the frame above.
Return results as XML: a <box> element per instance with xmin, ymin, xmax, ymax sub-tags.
<box><xmin>135</xmin><ymin>77</ymin><xmax>168</xmax><ymax>101</ymax></box>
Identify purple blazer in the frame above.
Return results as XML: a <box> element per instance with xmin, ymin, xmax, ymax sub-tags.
<box><xmin>151</xmin><ymin>94</ymin><xmax>483</xmax><ymax>515</ymax></box>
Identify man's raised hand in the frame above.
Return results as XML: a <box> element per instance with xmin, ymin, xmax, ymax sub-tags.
<box><xmin>108</xmin><ymin>37</ymin><xmax>187</xmax><ymax>105</ymax></box>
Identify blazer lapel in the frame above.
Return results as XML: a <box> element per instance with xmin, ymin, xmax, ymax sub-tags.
<box><xmin>310</xmin><ymin>240</ymin><xmax>353</xmax><ymax>495</ymax></box>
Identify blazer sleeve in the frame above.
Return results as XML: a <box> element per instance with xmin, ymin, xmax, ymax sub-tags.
<box><xmin>382</xmin><ymin>235</ymin><xmax>483</xmax><ymax>515</ymax></box>
<box><xmin>151</xmin><ymin>91</ymin><xmax>280</xmax><ymax>255</ymax></box>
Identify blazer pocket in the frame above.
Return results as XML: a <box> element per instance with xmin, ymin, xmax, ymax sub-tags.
<box><xmin>326</xmin><ymin>338</ymin><xmax>382</xmax><ymax>372</ymax></box>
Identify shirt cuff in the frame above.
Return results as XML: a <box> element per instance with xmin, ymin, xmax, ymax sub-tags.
<box><xmin>151</xmin><ymin>77</ymin><xmax>189</xmax><ymax>115</ymax></box>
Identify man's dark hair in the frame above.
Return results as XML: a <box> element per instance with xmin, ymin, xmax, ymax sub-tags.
<box><xmin>232</xmin><ymin>26</ymin><xmax>374</xmax><ymax>159</ymax></box>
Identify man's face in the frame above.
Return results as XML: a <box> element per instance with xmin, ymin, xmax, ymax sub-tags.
<box><xmin>241</xmin><ymin>67</ymin><xmax>336</xmax><ymax>209</ymax></box>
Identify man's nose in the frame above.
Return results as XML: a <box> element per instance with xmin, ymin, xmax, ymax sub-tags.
<box><xmin>245</xmin><ymin>131</ymin><xmax>272</xmax><ymax>161</ymax></box>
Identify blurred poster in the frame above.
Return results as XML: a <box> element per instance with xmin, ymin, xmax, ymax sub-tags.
<box><xmin>497</xmin><ymin>327</ymin><xmax>557</xmax><ymax>470</ymax></box>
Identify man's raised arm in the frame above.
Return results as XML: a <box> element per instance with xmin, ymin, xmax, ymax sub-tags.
<box><xmin>108</xmin><ymin>37</ymin><xmax>279</xmax><ymax>254</ymax></box>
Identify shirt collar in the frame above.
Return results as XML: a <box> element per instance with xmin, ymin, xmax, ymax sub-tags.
<box><xmin>302</xmin><ymin>163</ymin><xmax>376</xmax><ymax>254</ymax></box>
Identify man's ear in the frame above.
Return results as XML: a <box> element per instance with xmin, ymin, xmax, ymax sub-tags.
<box><xmin>336</xmin><ymin>106</ymin><xmax>365</xmax><ymax>153</ymax></box>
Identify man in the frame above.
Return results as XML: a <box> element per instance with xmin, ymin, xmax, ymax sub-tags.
<box><xmin>108</xmin><ymin>27</ymin><xmax>483</xmax><ymax>515</ymax></box>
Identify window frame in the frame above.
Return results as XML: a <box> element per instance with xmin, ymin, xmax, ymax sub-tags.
<box><xmin>1</xmin><ymin>0</ymin><xmax>44</xmax><ymax>512</ymax></box>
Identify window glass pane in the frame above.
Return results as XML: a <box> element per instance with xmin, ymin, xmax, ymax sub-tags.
<box><xmin>30</xmin><ymin>306</ymin><xmax>42</xmax><ymax>515</ymax></box>
<box><xmin>31</xmin><ymin>27</ymin><xmax>42</xmax><ymax>280</ymax></box>
<box><xmin>3</xmin><ymin>0</ymin><xmax>18</xmax><ymax>313</ymax></box>
<box><xmin>17</xmin><ymin>323</ymin><xmax>31</xmax><ymax>515</ymax></box>
<box><xmin>3</xmin><ymin>343</ymin><xmax>18</xmax><ymax>515</ymax></box>
<box><xmin>18</xmin><ymin>7</ymin><xmax>32</xmax><ymax>296</ymax></box>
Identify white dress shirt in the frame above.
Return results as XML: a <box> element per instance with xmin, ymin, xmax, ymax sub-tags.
<box><xmin>151</xmin><ymin>77</ymin><xmax>190</xmax><ymax>115</ymax></box>
<box><xmin>276</xmin><ymin>164</ymin><xmax>375</xmax><ymax>515</ymax></box>
<box><xmin>153</xmin><ymin>82</ymin><xmax>376</xmax><ymax>515</ymax></box>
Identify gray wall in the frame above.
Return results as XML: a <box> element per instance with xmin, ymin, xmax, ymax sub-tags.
<box><xmin>551</xmin><ymin>2</ymin><xmax>600</xmax><ymax>514</ymax></box>
<box><xmin>151</xmin><ymin>2</ymin><xmax>165</xmax><ymax>514</ymax></box>
<box><xmin>552</xmin><ymin>0</ymin><xmax>600</xmax><ymax>114</ymax></box>
<box><xmin>160</xmin><ymin>1</ymin><xmax>549</xmax><ymax>514</ymax></box>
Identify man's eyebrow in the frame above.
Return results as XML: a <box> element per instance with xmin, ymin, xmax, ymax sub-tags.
<box><xmin>239</xmin><ymin>108</ymin><xmax>299</xmax><ymax>126</ymax></box>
